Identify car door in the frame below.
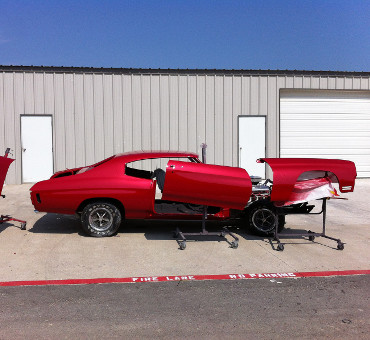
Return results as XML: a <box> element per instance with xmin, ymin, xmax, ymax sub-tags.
<box><xmin>162</xmin><ymin>161</ymin><xmax>252</xmax><ymax>210</ymax></box>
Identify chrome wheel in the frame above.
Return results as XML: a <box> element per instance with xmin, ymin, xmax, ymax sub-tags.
<box><xmin>251</xmin><ymin>207</ymin><xmax>276</xmax><ymax>233</ymax></box>
<box><xmin>89</xmin><ymin>207</ymin><xmax>114</xmax><ymax>232</ymax></box>
<box><xmin>81</xmin><ymin>202</ymin><xmax>122</xmax><ymax>237</ymax></box>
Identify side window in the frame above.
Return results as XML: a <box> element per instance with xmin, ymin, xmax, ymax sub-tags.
<box><xmin>125</xmin><ymin>157</ymin><xmax>193</xmax><ymax>179</ymax></box>
<box><xmin>125</xmin><ymin>162</ymin><xmax>153</xmax><ymax>180</ymax></box>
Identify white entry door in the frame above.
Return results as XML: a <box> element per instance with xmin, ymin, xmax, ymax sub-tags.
<box><xmin>21</xmin><ymin>115</ymin><xmax>53</xmax><ymax>183</ymax></box>
<box><xmin>238</xmin><ymin>116</ymin><xmax>266</xmax><ymax>178</ymax></box>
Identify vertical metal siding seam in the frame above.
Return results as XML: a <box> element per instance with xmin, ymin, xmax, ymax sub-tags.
<box><xmin>32</xmin><ymin>72</ymin><xmax>35</xmax><ymax>114</ymax></box>
<box><xmin>275</xmin><ymin>76</ymin><xmax>279</xmax><ymax>157</ymax></box>
<box><xmin>22</xmin><ymin>72</ymin><xmax>25</xmax><ymax>122</ymax></box>
<box><xmin>231</xmin><ymin>75</ymin><xmax>234</xmax><ymax>166</ymax></box>
<box><xmin>178</xmin><ymin>74</ymin><xmax>180</xmax><ymax>149</ymax></box>
<box><xmin>195</xmin><ymin>75</ymin><xmax>198</xmax><ymax>153</ymax></box>
<box><xmin>130</xmin><ymin>74</ymin><xmax>133</xmax><ymax>151</ymax></box>
<box><xmin>63</xmin><ymin>73</ymin><xmax>66</xmax><ymax>167</ymax></box>
<box><xmin>73</xmin><ymin>73</ymin><xmax>76</xmax><ymax>166</ymax></box>
<box><xmin>168</xmin><ymin>74</ymin><xmax>171</xmax><ymax>149</ymax></box>
<box><xmin>111</xmin><ymin>74</ymin><xmax>114</xmax><ymax>154</ymax></box>
<box><xmin>83</xmin><ymin>73</ymin><xmax>87</xmax><ymax>163</ymax></box>
<box><xmin>222</xmin><ymin>75</ymin><xmax>225</xmax><ymax>164</ymax></box>
<box><xmin>53</xmin><ymin>73</ymin><xmax>56</xmax><ymax>170</ymax></box>
<box><xmin>82</xmin><ymin>73</ymin><xmax>86</xmax><ymax>165</ymax></box>
<box><xmin>159</xmin><ymin>75</ymin><xmax>162</xmax><ymax>150</ymax></box>
<box><xmin>13</xmin><ymin>72</ymin><xmax>18</xmax><ymax>181</ymax></box>
<box><xmin>71</xmin><ymin>73</ymin><xmax>75</xmax><ymax>165</ymax></box>
<box><xmin>266</xmin><ymin>76</ymin><xmax>269</xmax><ymax>159</ymax></box>
<box><xmin>11</xmin><ymin>72</ymin><xmax>16</xmax><ymax>181</ymax></box>
<box><xmin>102</xmin><ymin>74</ymin><xmax>105</xmax><ymax>157</ymax></box>
<box><xmin>258</xmin><ymin>76</ymin><xmax>261</xmax><ymax>115</ymax></box>
<box><xmin>91</xmin><ymin>74</ymin><xmax>95</xmax><ymax>162</ymax></box>
<box><xmin>150</xmin><ymin>74</ymin><xmax>152</xmax><ymax>151</ymax></box>
<box><xmin>42</xmin><ymin>72</ymin><xmax>45</xmax><ymax>113</ymax></box>
<box><xmin>120</xmin><ymin>74</ymin><xmax>124</xmax><ymax>151</ymax></box>
<box><xmin>140</xmin><ymin>74</ymin><xmax>143</xmax><ymax>151</ymax></box>
<box><xmin>230</xmin><ymin>75</ymin><xmax>233</xmax><ymax>166</ymax></box>
<box><xmin>249</xmin><ymin>76</ymin><xmax>252</xmax><ymax>116</ymax></box>
<box><xmin>186</xmin><ymin>75</ymin><xmax>188</xmax><ymax>151</ymax></box>
<box><xmin>212</xmin><ymin>75</ymin><xmax>217</xmax><ymax>162</ymax></box>
<box><xmin>1</xmin><ymin>73</ymin><xmax>4</xmax><ymax>153</ymax></box>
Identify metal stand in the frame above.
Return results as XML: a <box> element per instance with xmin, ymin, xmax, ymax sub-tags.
<box><xmin>273</xmin><ymin>198</ymin><xmax>344</xmax><ymax>251</ymax></box>
<box><xmin>174</xmin><ymin>143</ymin><xmax>239</xmax><ymax>250</ymax></box>
<box><xmin>0</xmin><ymin>215</ymin><xmax>26</xmax><ymax>230</ymax></box>
<box><xmin>174</xmin><ymin>206</ymin><xmax>239</xmax><ymax>250</ymax></box>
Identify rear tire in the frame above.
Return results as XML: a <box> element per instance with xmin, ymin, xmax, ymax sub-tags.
<box><xmin>81</xmin><ymin>201</ymin><xmax>122</xmax><ymax>237</ymax></box>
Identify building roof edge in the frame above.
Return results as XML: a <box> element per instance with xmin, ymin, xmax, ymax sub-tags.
<box><xmin>0</xmin><ymin>65</ymin><xmax>369</xmax><ymax>77</ymax></box>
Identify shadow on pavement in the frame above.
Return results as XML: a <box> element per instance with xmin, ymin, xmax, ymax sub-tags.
<box><xmin>0</xmin><ymin>221</ymin><xmax>23</xmax><ymax>233</ymax></box>
<box><xmin>28</xmin><ymin>213</ymin><xmax>295</xmax><ymax>248</ymax></box>
<box><xmin>29</xmin><ymin>213</ymin><xmax>80</xmax><ymax>234</ymax></box>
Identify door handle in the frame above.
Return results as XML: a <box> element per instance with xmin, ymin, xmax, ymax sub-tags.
<box><xmin>239</xmin><ymin>147</ymin><xmax>242</xmax><ymax>167</ymax></box>
<box><xmin>22</xmin><ymin>148</ymin><xmax>26</xmax><ymax>152</ymax></box>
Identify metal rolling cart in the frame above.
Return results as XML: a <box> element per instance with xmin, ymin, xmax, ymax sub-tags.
<box><xmin>0</xmin><ymin>148</ymin><xmax>27</xmax><ymax>230</ymax></box>
<box><xmin>273</xmin><ymin>198</ymin><xmax>344</xmax><ymax>251</ymax></box>
<box><xmin>174</xmin><ymin>144</ymin><xmax>239</xmax><ymax>250</ymax></box>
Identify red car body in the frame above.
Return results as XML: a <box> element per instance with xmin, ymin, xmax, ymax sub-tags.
<box><xmin>31</xmin><ymin>151</ymin><xmax>205</xmax><ymax>219</ymax></box>
<box><xmin>29</xmin><ymin>151</ymin><xmax>357</xmax><ymax>237</ymax></box>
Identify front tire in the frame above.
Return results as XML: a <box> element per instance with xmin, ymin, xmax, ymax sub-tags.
<box><xmin>81</xmin><ymin>202</ymin><xmax>122</xmax><ymax>237</ymax></box>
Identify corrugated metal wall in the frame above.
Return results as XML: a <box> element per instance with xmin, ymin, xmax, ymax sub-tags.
<box><xmin>1</xmin><ymin>70</ymin><xmax>369</xmax><ymax>184</ymax></box>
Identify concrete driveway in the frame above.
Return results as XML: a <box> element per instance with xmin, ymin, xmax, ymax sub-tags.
<box><xmin>0</xmin><ymin>180</ymin><xmax>369</xmax><ymax>282</ymax></box>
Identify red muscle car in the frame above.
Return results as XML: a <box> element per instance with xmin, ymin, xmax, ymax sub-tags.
<box><xmin>30</xmin><ymin>151</ymin><xmax>356</xmax><ymax>237</ymax></box>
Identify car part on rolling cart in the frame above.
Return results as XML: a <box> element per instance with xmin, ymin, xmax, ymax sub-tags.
<box><xmin>0</xmin><ymin>148</ymin><xmax>27</xmax><ymax>230</ymax></box>
<box><xmin>173</xmin><ymin>143</ymin><xmax>239</xmax><ymax>250</ymax></box>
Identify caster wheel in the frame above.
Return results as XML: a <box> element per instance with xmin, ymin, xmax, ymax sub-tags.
<box><xmin>337</xmin><ymin>242</ymin><xmax>344</xmax><ymax>250</ymax></box>
<box><xmin>179</xmin><ymin>241</ymin><xmax>186</xmax><ymax>250</ymax></box>
<box><xmin>21</xmin><ymin>223</ymin><xmax>26</xmax><ymax>230</ymax></box>
<box><xmin>231</xmin><ymin>241</ymin><xmax>238</xmax><ymax>249</ymax></box>
<box><xmin>309</xmin><ymin>235</ymin><xmax>315</xmax><ymax>241</ymax></box>
<box><xmin>277</xmin><ymin>244</ymin><xmax>284</xmax><ymax>251</ymax></box>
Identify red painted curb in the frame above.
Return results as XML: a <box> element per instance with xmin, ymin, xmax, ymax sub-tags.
<box><xmin>0</xmin><ymin>270</ymin><xmax>369</xmax><ymax>287</ymax></box>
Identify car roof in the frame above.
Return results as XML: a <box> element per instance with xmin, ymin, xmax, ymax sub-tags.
<box><xmin>114</xmin><ymin>150</ymin><xmax>199</xmax><ymax>163</ymax></box>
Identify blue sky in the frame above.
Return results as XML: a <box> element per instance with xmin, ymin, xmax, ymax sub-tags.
<box><xmin>0</xmin><ymin>0</ymin><xmax>369</xmax><ymax>71</ymax></box>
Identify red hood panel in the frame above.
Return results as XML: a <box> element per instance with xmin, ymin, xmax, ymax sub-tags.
<box><xmin>258</xmin><ymin>158</ymin><xmax>357</xmax><ymax>202</ymax></box>
<box><xmin>162</xmin><ymin>161</ymin><xmax>252</xmax><ymax>210</ymax></box>
<box><xmin>0</xmin><ymin>156</ymin><xmax>14</xmax><ymax>195</ymax></box>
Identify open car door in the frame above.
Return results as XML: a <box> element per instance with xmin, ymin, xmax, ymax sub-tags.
<box><xmin>162</xmin><ymin>161</ymin><xmax>252</xmax><ymax>210</ymax></box>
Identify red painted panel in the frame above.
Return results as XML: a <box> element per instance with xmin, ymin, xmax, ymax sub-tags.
<box><xmin>0</xmin><ymin>155</ymin><xmax>14</xmax><ymax>195</ymax></box>
<box><xmin>258</xmin><ymin>158</ymin><xmax>357</xmax><ymax>202</ymax></box>
<box><xmin>162</xmin><ymin>161</ymin><xmax>252</xmax><ymax>210</ymax></box>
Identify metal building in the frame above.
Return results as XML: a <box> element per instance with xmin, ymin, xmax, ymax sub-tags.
<box><xmin>1</xmin><ymin>65</ymin><xmax>369</xmax><ymax>184</ymax></box>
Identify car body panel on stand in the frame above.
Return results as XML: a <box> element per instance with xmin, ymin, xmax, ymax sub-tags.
<box><xmin>162</xmin><ymin>160</ymin><xmax>252</xmax><ymax>210</ymax></box>
<box><xmin>257</xmin><ymin>158</ymin><xmax>357</xmax><ymax>202</ymax></box>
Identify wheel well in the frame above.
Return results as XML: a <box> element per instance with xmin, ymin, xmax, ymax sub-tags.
<box><xmin>77</xmin><ymin>198</ymin><xmax>125</xmax><ymax>217</ymax></box>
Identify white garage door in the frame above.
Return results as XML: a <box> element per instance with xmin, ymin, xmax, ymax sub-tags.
<box><xmin>280</xmin><ymin>90</ymin><xmax>370</xmax><ymax>178</ymax></box>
